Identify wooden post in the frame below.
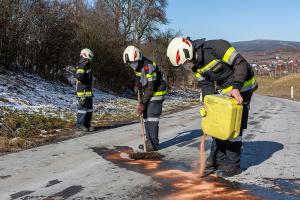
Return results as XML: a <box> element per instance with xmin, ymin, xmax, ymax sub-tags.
<box><xmin>291</xmin><ymin>86</ymin><xmax>294</xmax><ymax>99</ymax></box>
<box><xmin>200</xmin><ymin>92</ymin><xmax>203</xmax><ymax>102</ymax></box>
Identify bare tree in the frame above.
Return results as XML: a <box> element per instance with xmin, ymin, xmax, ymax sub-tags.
<box><xmin>99</xmin><ymin>0</ymin><xmax>168</xmax><ymax>43</ymax></box>
<box><xmin>0</xmin><ymin>0</ymin><xmax>189</xmax><ymax>91</ymax></box>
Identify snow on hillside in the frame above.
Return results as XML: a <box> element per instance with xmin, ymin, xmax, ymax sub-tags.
<box><xmin>0</xmin><ymin>70</ymin><xmax>199</xmax><ymax>117</ymax></box>
<box><xmin>0</xmin><ymin>70</ymin><xmax>116</xmax><ymax>112</ymax></box>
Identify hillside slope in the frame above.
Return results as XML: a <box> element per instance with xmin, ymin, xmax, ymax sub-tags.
<box><xmin>0</xmin><ymin>69</ymin><xmax>199</xmax><ymax>152</ymax></box>
<box><xmin>232</xmin><ymin>39</ymin><xmax>300</xmax><ymax>52</ymax></box>
<box><xmin>256</xmin><ymin>75</ymin><xmax>300</xmax><ymax>101</ymax></box>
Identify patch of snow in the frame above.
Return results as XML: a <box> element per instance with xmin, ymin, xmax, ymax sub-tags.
<box><xmin>0</xmin><ymin>70</ymin><xmax>117</xmax><ymax>113</ymax></box>
<box><xmin>0</xmin><ymin>70</ymin><xmax>200</xmax><ymax>117</ymax></box>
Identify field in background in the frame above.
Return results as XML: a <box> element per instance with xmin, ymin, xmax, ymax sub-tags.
<box><xmin>256</xmin><ymin>74</ymin><xmax>300</xmax><ymax>101</ymax></box>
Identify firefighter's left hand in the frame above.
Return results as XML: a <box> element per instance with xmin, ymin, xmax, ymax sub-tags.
<box><xmin>134</xmin><ymin>82</ymin><xmax>142</xmax><ymax>94</ymax></box>
<box><xmin>79</xmin><ymin>96</ymin><xmax>87</xmax><ymax>106</ymax></box>
<box><xmin>137</xmin><ymin>103</ymin><xmax>144</xmax><ymax>115</ymax></box>
<box><xmin>229</xmin><ymin>89</ymin><xmax>243</xmax><ymax>104</ymax></box>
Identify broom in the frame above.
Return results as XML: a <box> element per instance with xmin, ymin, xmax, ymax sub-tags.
<box><xmin>129</xmin><ymin>91</ymin><xmax>163</xmax><ymax>160</ymax></box>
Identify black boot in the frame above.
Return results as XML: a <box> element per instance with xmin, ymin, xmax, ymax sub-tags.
<box><xmin>138</xmin><ymin>140</ymin><xmax>158</xmax><ymax>152</ymax></box>
<box><xmin>214</xmin><ymin>165</ymin><xmax>242</xmax><ymax>178</ymax></box>
<box><xmin>205</xmin><ymin>138</ymin><xmax>226</xmax><ymax>172</ymax></box>
<box><xmin>203</xmin><ymin>160</ymin><xmax>216</xmax><ymax>175</ymax></box>
<box><xmin>145</xmin><ymin>140</ymin><xmax>158</xmax><ymax>152</ymax></box>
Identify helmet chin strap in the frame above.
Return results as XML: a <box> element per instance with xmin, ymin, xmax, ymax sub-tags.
<box><xmin>173</xmin><ymin>64</ymin><xmax>183</xmax><ymax>71</ymax></box>
<box><xmin>182</xmin><ymin>60</ymin><xmax>195</xmax><ymax>71</ymax></box>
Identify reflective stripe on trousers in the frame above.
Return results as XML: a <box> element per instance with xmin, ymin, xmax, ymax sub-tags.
<box><xmin>77</xmin><ymin>97</ymin><xmax>93</xmax><ymax>128</ymax></box>
<box><xmin>143</xmin><ymin>100</ymin><xmax>163</xmax><ymax>150</ymax></box>
<box><xmin>150</xmin><ymin>95</ymin><xmax>165</xmax><ymax>101</ymax></box>
<box><xmin>77</xmin><ymin>109</ymin><xmax>93</xmax><ymax>114</ymax></box>
<box><xmin>144</xmin><ymin>117</ymin><xmax>160</xmax><ymax>122</ymax></box>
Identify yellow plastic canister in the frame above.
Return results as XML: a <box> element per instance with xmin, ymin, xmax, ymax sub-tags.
<box><xmin>201</xmin><ymin>95</ymin><xmax>243</xmax><ymax>140</ymax></box>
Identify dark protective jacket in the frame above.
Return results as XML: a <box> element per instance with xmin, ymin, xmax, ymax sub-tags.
<box><xmin>135</xmin><ymin>57</ymin><xmax>167</xmax><ymax>105</ymax></box>
<box><xmin>75</xmin><ymin>58</ymin><xmax>93</xmax><ymax>97</ymax></box>
<box><xmin>191</xmin><ymin>39</ymin><xmax>257</xmax><ymax>98</ymax></box>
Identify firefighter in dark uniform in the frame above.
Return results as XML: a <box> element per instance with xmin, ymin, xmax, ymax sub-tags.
<box><xmin>75</xmin><ymin>48</ymin><xmax>94</xmax><ymax>131</ymax></box>
<box><xmin>123</xmin><ymin>46</ymin><xmax>167</xmax><ymax>151</ymax></box>
<box><xmin>167</xmin><ymin>37</ymin><xmax>258</xmax><ymax>176</ymax></box>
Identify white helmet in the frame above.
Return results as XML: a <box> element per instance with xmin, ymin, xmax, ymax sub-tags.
<box><xmin>123</xmin><ymin>45</ymin><xmax>142</xmax><ymax>64</ymax></box>
<box><xmin>80</xmin><ymin>48</ymin><xmax>94</xmax><ymax>60</ymax></box>
<box><xmin>167</xmin><ymin>37</ymin><xmax>193</xmax><ymax>67</ymax></box>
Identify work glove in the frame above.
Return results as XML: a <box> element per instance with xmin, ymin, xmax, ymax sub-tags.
<box><xmin>79</xmin><ymin>96</ymin><xmax>86</xmax><ymax>106</ymax></box>
<box><xmin>137</xmin><ymin>103</ymin><xmax>144</xmax><ymax>115</ymax></box>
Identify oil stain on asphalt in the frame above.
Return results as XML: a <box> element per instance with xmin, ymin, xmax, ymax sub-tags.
<box><xmin>91</xmin><ymin>146</ymin><xmax>263</xmax><ymax>200</ymax></box>
<box><xmin>0</xmin><ymin>175</ymin><xmax>11</xmax><ymax>179</ymax></box>
<box><xmin>9</xmin><ymin>185</ymin><xmax>84</xmax><ymax>199</ymax></box>
<box><xmin>51</xmin><ymin>185</ymin><xmax>84</xmax><ymax>199</ymax></box>
<box><xmin>46</xmin><ymin>179</ymin><xmax>63</xmax><ymax>187</ymax></box>
<box><xmin>10</xmin><ymin>190</ymin><xmax>35</xmax><ymax>200</ymax></box>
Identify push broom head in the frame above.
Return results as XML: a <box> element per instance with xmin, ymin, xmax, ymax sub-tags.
<box><xmin>129</xmin><ymin>151</ymin><xmax>164</xmax><ymax>160</ymax></box>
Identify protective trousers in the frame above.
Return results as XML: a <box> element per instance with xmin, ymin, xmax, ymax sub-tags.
<box><xmin>76</xmin><ymin>97</ymin><xmax>93</xmax><ymax>128</ymax></box>
<box><xmin>207</xmin><ymin>91</ymin><xmax>253</xmax><ymax>169</ymax></box>
<box><xmin>143</xmin><ymin>100</ymin><xmax>163</xmax><ymax>150</ymax></box>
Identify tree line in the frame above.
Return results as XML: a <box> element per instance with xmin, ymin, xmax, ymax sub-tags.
<box><xmin>0</xmin><ymin>0</ymin><xmax>194</xmax><ymax>92</ymax></box>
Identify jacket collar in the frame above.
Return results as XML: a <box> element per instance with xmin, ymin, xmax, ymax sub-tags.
<box><xmin>192</xmin><ymin>38</ymin><xmax>206</xmax><ymax>50</ymax></box>
<box><xmin>191</xmin><ymin>38</ymin><xmax>206</xmax><ymax>65</ymax></box>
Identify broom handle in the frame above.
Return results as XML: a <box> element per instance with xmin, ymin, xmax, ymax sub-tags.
<box><xmin>138</xmin><ymin>91</ymin><xmax>147</xmax><ymax>152</ymax></box>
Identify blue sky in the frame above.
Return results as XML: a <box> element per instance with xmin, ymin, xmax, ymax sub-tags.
<box><xmin>164</xmin><ymin>0</ymin><xmax>300</xmax><ymax>42</ymax></box>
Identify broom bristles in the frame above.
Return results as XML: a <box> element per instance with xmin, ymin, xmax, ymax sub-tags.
<box><xmin>129</xmin><ymin>151</ymin><xmax>164</xmax><ymax>160</ymax></box>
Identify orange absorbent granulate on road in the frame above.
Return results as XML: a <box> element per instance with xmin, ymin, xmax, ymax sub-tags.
<box><xmin>156</xmin><ymin>170</ymin><xmax>261</xmax><ymax>200</ymax></box>
<box><xmin>199</xmin><ymin>134</ymin><xmax>207</xmax><ymax>176</ymax></box>
<box><xmin>92</xmin><ymin>146</ymin><xmax>263</xmax><ymax>200</ymax></box>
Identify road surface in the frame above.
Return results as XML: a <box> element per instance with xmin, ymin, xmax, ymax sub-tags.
<box><xmin>0</xmin><ymin>95</ymin><xmax>299</xmax><ymax>200</ymax></box>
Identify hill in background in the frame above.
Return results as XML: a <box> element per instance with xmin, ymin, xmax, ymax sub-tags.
<box><xmin>232</xmin><ymin>39</ymin><xmax>300</xmax><ymax>52</ymax></box>
<box><xmin>257</xmin><ymin>74</ymin><xmax>300</xmax><ymax>101</ymax></box>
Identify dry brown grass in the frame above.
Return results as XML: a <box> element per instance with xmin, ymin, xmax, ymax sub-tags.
<box><xmin>0</xmin><ymin>110</ymin><xmax>74</xmax><ymax>153</ymax></box>
<box><xmin>256</xmin><ymin>75</ymin><xmax>300</xmax><ymax>101</ymax></box>
<box><xmin>0</xmin><ymin>100</ymin><xmax>199</xmax><ymax>154</ymax></box>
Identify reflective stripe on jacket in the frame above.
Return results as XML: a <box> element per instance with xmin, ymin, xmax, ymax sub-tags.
<box><xmin>135</xmin><ymin>57</ymin><xmax>167</xmax><ymax>104</ymax></box>
<box><xmin>191</xmin><ymin>39</ymin><xmax>257</xmax><ymax>99</ymax></box>
<box><xmin>75</xmin><ymin>58</ymin><xmax>93</xmax><ymax>97</ymax></box>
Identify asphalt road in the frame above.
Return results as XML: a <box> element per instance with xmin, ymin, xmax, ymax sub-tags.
<box><xmin>0</xmin><ymin>95</ymin><xmax>299</xmax><ymax>200</ymax></box>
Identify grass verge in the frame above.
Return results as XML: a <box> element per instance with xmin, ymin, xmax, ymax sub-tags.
<box><xmin>0</xmin><ymin>98</ymin><xmax>199</xmax><ymax>154</ymax></box>
<box><xmin>0</xmin><ymin>108</ymin><xmax>74</xmax><ymax>153</ymax></box>
<box><xmin>256</xmin><ymin>75</ymin><xmax>300</xmax><ymax>101</ymax></box>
